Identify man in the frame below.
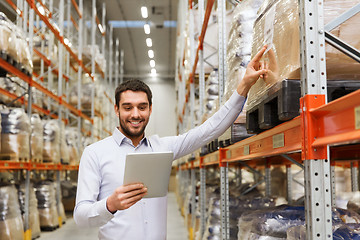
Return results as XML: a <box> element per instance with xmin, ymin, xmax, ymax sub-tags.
<box><xmin>74</xmin><ymin>46</ymin><xmax>269</xmax><ymax>239</ymax></box>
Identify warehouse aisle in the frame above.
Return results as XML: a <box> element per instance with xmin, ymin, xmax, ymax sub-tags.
<box><xmin>37</xmin><ymin>192</ymin><xmax>188</xmax><ymax>240</ymax></box>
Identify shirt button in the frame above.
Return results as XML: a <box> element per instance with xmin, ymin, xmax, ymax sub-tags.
<box><xmin>145</xmin><ymin>221</ymin><xmax>148</xmax><ymax>224</ymax></box>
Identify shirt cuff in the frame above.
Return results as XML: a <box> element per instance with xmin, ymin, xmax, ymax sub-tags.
<box><xmin>225</xmin><ymin>91</ymin><xmax>246</xmax><ymax>111</ymax></box>
<box><xmin>95</xmin><ymin>197</ymin><xmax>115</xmax><ymax>221</ymax></box>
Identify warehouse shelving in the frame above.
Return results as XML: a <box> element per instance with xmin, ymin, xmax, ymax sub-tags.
<box><xmin>176</xmin><ymin>0</ymin><xmax>360</xmax><ymax>239</ymax></box>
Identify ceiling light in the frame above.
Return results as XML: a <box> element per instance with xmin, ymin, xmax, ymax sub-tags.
<box><xmin>144</xmin><ymin>23</ymin><xmax>150</xmax><ymax>34</ymax></box>
<box><xmin>148</xmin><ymin>50</ymin><xmax>154</xmax><ymax>58</ymax></box>
<box><xmin>150</xmin><ymin>60</ymin><xmax>155</xmax><ymax>68</ymax></box>
<box><xmin>141</xmin><ymin>6</ymin><xmax>148</xmax><ymax>19</ymax></box>
<box><xmin>146</xmin><ymin>38</ymin><xmax>152</xmax><ymax>47</ymax></box>
<box><xmin>151</xmin><ymin>68</ymin><xmax>157</xmax><ymax>76</ymax></box>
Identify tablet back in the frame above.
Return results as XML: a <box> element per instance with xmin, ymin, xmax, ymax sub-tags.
<box><xmin>123</xmin><ymin>151</ymin><xmax>174</xmax><ymax>198</ymax></box>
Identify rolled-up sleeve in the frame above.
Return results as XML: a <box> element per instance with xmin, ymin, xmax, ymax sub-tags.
<box><xmin>73</xmin><ymin>147</ymin><xmax>114</xmax><ymax>228</ymax></box>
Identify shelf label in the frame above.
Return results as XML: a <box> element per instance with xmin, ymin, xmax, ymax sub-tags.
<box><xmin>356</xmin><ymin>106</ymin><xmax>360</xmax><ymax>130</ymax></box>
<box><xmin>273</xmin><ymin>133</ymin><xmax>285</xmax><ymax>149</ymax></box>
<box><xmin>226</xmin><ymin>150</ymin><xmax>231</xmax><ymax>159</ymax></box>
<box><xmin>243</xmin><ymin>145</ymin><xmax>250</xmax><ymax>155</ymax></box>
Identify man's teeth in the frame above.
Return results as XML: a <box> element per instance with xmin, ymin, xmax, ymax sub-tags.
<box><xmin>131</xmin><ymin>121</ymin><xmax>140</xmax><ymax>124</ymax></box>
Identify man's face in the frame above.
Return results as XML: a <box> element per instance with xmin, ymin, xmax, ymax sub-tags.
<box><xmin>115</xmin><ymin>90</ymin><xmax>152</xmax><ymax>141</ymax></box>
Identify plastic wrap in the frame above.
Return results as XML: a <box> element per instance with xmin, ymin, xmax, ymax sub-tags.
<box><xmin>247</xmin><ymin>0</ymin><xmax>360</xmax><ymax>109</ymax></box>
<box><xmin>69</xmin><ymin>80</ymin><xmax>104</xmax><ymax>115</ymax></box>
<box><xmin>348</xmin><ymin>192</ymin><xmax>360</xmax><ymax>214</ymax></box>
<box><xmin>0</xmin><ymin>184</ymin><xmax>24</xmax><ymax>240</ymax></box>
<box><xmin>31</xmin><ymin>114</ymin><xmax>43</xmax><ymax>161</ymax></box>
<box><xmin>34</xmin><ymin>181</ymin><xmax>59</xmax><ymax>229</ymax></box>
<box><xmin>42</xmin><ymin>119</ymin><xmax>60</xmax><ymax>163</ymax></box>
<box><xmin>65</xmin><ymin>127</ymin><xmax>80</xmax><ymax>165</ymax></box>
<box><xmin>0</xmin><ymin>13</ymin><xmax>17</xmax><ymax>59</ymax></box>
<box><xmin>17</xmin><ymin>183</ymin><xmax>41</xmax><ymax>239</ymax></box>
<box><xmin>59</xmin><ymin>122</ymin><xmax>69</xmax><ymax>164</ymax></box>
<box><xmin>202</xmin><ymin>70</ymin><xmax>219</xmax><ymax>122</ymax></box>
<box><xmin>0</xmin><ymin>108</ymin><xmax>31</xmax><ymax>160</ymax></box>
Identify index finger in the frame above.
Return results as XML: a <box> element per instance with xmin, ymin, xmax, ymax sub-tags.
<box><xmin>249</xmin><ymin>45</ymin><xmax>268</xmax><ymax>66</ymax></box>
<box><xmin>122</xmin><ymin>182</ymin><xmax>145</xmax><ymax>192</ymax></box>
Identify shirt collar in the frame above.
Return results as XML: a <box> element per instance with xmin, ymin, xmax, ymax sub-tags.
<box><xmin>112</xmin><ymin>127</ymin><xmax>149</xmax><ymax>147</ymax></box>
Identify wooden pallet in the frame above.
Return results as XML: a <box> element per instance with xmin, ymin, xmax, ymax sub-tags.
<box><xmin>0</xmin><ymin>153</ymin><xmax>29</xmax><ymax>162</ymax></box>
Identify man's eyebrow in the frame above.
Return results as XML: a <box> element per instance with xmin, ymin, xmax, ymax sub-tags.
<box><xmin>121</xmin><ymin>102</ymin><xmax>149</xmax><ymax>106</ymax></box>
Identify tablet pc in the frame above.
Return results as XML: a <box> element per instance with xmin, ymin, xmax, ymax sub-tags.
<box><xmin>123</xmin><ymin>151</ymin><xmax>174</xmax><ymax>198</ymax></box>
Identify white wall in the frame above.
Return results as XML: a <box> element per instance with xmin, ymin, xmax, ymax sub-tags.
<box><xmin>143</xmin><ymin>78</ymin><xmax>177</xmax><ymax>137</ymax></box>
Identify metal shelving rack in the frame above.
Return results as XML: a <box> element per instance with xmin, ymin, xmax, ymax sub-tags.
<box><xmin>176</xmin><ymin>1</ymin><xmax>360</xmax><ymax>239</ymax></box>
<box><xmin>0</xmin><ymin>0</ymin><xmax>118</xmax><ymax>238</ymax></box>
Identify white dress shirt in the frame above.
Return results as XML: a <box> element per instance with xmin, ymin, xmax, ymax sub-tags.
<box><xmin>74</xmin><ymin>91</ymin><xmax>246</xmax><ymax>240</ymax></box>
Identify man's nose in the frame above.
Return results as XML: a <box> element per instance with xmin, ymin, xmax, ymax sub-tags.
<box><xmin>131</xmin><ymin>108</ymin><xmax>141</xmax><ymax>118</ymax></box>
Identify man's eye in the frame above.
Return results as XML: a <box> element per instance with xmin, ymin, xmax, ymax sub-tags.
<box><xmin>124</xmin><ymin>107</ymin><xmax>131</xmax><ymax>111</ymax></box>
<box><xmin>139</xmin><ymin>107</ymin><xmax>146</xmax><ymax>111</ymax></box>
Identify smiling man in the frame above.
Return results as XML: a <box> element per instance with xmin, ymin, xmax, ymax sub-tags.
<box><xmin>74</xmin><ymin>46</ymin><xmax>269</xmax><ymax>240</ymax></box>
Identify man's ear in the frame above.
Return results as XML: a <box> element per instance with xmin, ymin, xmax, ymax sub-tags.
<box><xmin>114</xmin><ymin>104</ymin><xmax>119</xmax><ymax>117</ymax></box>
<box><xmin>149</xmin><ymin>105</ymin><xmax>152</xmax><ymax>115</ymax></box>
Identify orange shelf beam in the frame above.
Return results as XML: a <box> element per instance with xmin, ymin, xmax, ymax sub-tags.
<box><xmin>310</xmin><ymin>89</ymin><xmax>360</xmax><ymax>147</ymax></box>
<box><xmin>180</xmin><ymin>0</ymin><xmax>215</xmax><ymax>118</ymax></box>
<box><xmin>224</xmin><ymin>117</ymin><xmax>302</xmax><ymax>163</ymax></box>
<box><xmin>71</xmin><ymin>0</ymin><xmax>82</xmax><ymax>18</ymax></box>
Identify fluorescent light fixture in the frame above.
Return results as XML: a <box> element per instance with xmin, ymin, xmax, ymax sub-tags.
<box><xmin>150</xmin><ymin>60</ymin><xmax>155</xmax><ymax>68</ymax></box>
<box><xmin>151</xmin><ymin>68</ymin><xmax>157</xmax><ymax>76</ymax></box>
<box><xmin>146</xmin><ymin>38</ymin><xmax>152</xmax><ymax>47</ymax></box>
<box><xmin>141</xmin><ymin>6</ymin><xmax>148</xmax><ymax>18</ymax></box>
<box><xmin>144</xmin><ymin>23</ymin><xmax>150</xmax><ymax>34</ymax></box>
<box><xmin>148</xmin><ymin>50</ymin><xmax>154</xmax><ymax>58</ymax></box>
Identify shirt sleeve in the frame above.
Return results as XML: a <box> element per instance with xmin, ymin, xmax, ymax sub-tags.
<box><xmin>168</xmin><ymin>91</ymin><xmax>246</xmax><ymax>159</ymax></box>
<box><xmin>73</xmin><ymin>147</ymin><xmax>114</xmax><ymax>228</ymax></box>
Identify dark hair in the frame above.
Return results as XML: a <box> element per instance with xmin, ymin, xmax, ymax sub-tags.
<box><xmin>115</xmin><ymin>79</ymin><xmax>152</xmax><ymax>108</ymax></box>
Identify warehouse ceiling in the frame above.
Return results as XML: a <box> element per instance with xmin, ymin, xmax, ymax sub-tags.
<box><xmin>97</xmin><ymin>0</ymin><xmax>178</xmax><ymax>80</ymax></box>
<box><xmin>0</xmin><ymin>0</ymin><xmax>178</xmax><ymax>81</ymax></box>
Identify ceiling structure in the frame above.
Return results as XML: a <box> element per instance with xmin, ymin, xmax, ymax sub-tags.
<box><xmin>0</xmin><ymin>0</ymin><xmax>179</xmax><ymax>81</ymax></box>
<box><xmin>97</xmin><ymin>0</ymin><xmax>179</xmax><ymax>80</ymax></box>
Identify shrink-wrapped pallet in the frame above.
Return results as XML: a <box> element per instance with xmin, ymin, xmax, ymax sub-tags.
<box><xmin>202</xmin><ymin>70</ymin><xmax>219</xmax><ymax>122</ymax></box>
<box><xmin>0</xmin><ymin>184</ymin><xmax>24</xmax><ymax>240</ymax></box>
<box><xmin>0</xmin><ymin>108</ymin><xmax>31</xmax><ymax>161</ymax></box>
<box><xmin>65</xmin><ymin>127</ymin><xmax>80</xmax><ymax>165</ymax></box>
<box><xmin>60</xmin><ymin>122</ymin><xmax>69</xmax><ymax>164</ymax></box>
<box><xmin>69</xmin><ymin>80</ymin><xmax>104</xmax><ymax>115</ymax></box>
<box><xmin>17</xmin><ymin>183</ymin><xmax>41</xmax><ymax>239</ymax></box>
<box><xmin>31</xmin><ymin>114</ymin><xmax>43</xmax><ymax>162</ymax></box>
<box><xmin>42</xmin><ymin>119</ymin><xmax>60</xmax><ymax>163</ymax></box>
<box><xmin>0</xmin><ymin>13</ymin><xmax>17</xmax><ymax>60</ymax></box>
<box><xmin>34</xmin><ymin>181</ymin><xmax>59</xmax><ymax>230</ymax></box>
<box><xmin>54</xmin><ymin>182</ymin><xmax>66</xmax><ymax>223</ymax></box>
<box><xmin>247</xmin><ymin>0</ymin><xmax>360</xmax><ymax>109</ymax></box>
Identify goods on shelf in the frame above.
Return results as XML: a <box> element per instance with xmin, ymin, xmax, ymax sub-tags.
<box><xmin>17</xmin><ymin>182</ymin><xmax>41</xmax><ymax>239</ymax></box>
<box><xmin>42</xmin><ymin>119</ymin><xmax>60</xmax><ymax>163</ymax></box>
<box><xmin>202</xmin><ymin>70</ymin><xmax>219</xmax><ymax>122</ymax></box>
<box><xmin>0</xmin><ymin>12</ymin><xmax>33</xmax><ymax>75</ymax></box>
<box><xmin>247</xmin><ymin>0</ymin><xmax>360</xmax><ymax>111</ymax></box>
<box><xmin>31</xmin><ymin>114</ymin><xmax>44</xmax><ymax>162</ymax></box>
<box><xmin>82</xmin><ymin>45</ymin><xmax>106</xmax><ymax>74</ymax></box>
<box><xmin>237</xmin><ymin>205</ymin><xmax>360</xmax><ymax>239</ymax></box>
<box><xmin>65</xmin><ymin>127</ymin><xmax>80</xmax><ymax>165</ymax></box>
<box><xmin>0</xmin><ymin>108</ymin><xmax>31</xmax><ymax>161</ymax></box>
<box><xmin>0</xmin><ymin>184</ymin><xmax>25</xmax><ymax>240</ymax></box>
<box><xmin>348</xmin><ymin>192</ymin><xmax>360</xmax><ymax>214</ymax></box>
<box><xmin>34</xmin><ymin>180</ymin><xmax>59</xmax><ymax>231</ymax></box>
<box><xmin>69</xmin><ymin>79</ymin><xmax>105</xmax><ymax>116</ymax></box>
<box><xmin>60</xmin><ymin>122</ymin><xmax>69</xmax><ymax>164</ymax></box>
<box><xmin>33</xmin><ymin>33</ymin><xmax>59</xmax><ymax>69</ymax></box>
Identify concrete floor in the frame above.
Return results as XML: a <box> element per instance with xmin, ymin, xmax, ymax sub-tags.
<box><xmin>37</xmin><ymin>192</ymin><xmax>188</xmax><ymax>240</ymax></box>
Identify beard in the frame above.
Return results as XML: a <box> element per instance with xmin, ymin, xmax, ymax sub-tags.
<box><xmin>118</xmin><ymin>116</ymin><xmax>147</xmax><ymax>138</ymax></box>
